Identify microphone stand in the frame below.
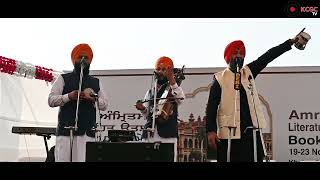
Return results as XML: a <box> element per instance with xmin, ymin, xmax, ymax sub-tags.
<box><xmin>226</xmin><ymin>64</ymin><xmax>240</xmax><ymax>162</ymax></box>
<box><xmin>146</xmin><ymin>72</ymin><xmax>158</xmax><ymax>142</ymax></box>
<box><xmin>247</xmin><ymin>76</ymin><xmax>268</xmax><ymax>162</ymax></box>
<box><xmin>92</xmin><ymin>94</ymin><xmax>103</xmax><ymax>142</ymax></box>
<box><xmin>64</xmin><ymin>58</ymin><xmax>84</xmax><ymax>162</ymax></box>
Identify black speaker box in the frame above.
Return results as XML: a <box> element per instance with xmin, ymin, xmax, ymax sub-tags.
<box><xmin>86</xmin><ymin>142</ymin><xmax>174</xmax><ymax>162</ymax></box>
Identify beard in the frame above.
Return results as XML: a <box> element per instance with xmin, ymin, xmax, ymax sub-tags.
<box><xmin>157</xmin><ymin>76</ymin><xmax>168</xmax><ymax>85</ymax></box>
<box><xmin>74</xmin><ymin>62</ymin><xmax>90</xmax><ymax>75</ymax></box>
<box><xmin>228</xmin><ymin>57</ymin><xmax>244</xmax><ymax>73</ymax></box>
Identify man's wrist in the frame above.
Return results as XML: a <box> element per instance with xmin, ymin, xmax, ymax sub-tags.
<box><xmin>63</xmin><ymin>94</ymin><xmax>70</xmax><ymax>103</ymax></box>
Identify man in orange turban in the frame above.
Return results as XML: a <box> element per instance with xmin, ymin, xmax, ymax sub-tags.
<box><xmin>48</xmin><ymin>43</ymin><xmax>108</xmax><ymax>162</ymax></box>
<box><xmin>71</xmin><ymin>43</ymin><xmax>93</xmax><ymax>65</ymax></box>
<box><xmin>135</xmin><ymin>56</ymin><xmax>185</xmax><ymax>162</ymax></box>
<box><xmin>206</xmin><ymin>34</ymin><xmax>302</xmax><ymax>162</ymax></box>
<box><xmin>71</xmin><ymin>43</ymin><xmax>93</xmax><ymax>75</ymax></box>
<box><xmin>153</xmin><ymin>56</ymin><xmax>175</xmax><ymax>85</ymax></box>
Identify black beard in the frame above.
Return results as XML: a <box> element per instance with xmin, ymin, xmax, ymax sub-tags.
<box><xmin>157</xmin><ymin>77</ymin><xmax>168</xmax><ymax>85</ymax></box>
<box><xmin>74</xmin><ymin>62</ymin><xmax>90</xmax><ymax>75</ymax></box>
<box><xmin>228</xmin><ymin>57</ymin><xmax>244</xmax><ymax>73</ymax></box>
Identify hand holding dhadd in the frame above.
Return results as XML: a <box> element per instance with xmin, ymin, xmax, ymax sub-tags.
<box><xmin>81</xmin><ymin>88</ymin><xmax>95</xmax><ymax>103</ymax></box>
<box><xmin>293</xmin><ymin>28</ymin><xmax>311</xmax><ymax>50</ymax></box>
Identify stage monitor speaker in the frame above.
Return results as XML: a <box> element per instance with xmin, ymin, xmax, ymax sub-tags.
<box><xmin>86</xmin><ymin>142</ymin><xmax>174</xmax><ymax>162</ymax></box>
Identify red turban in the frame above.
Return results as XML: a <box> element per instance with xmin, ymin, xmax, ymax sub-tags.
<box><xmin>71</xmin><ymin>43</ymin><xmax>93</xmax><ymax>65</ymax></box>
<box><xmin>224</xmin><ymin>40</ymin><xmax>246</xmax><ymax>64</ymax></box>
<box><xmin>155</xmin><ymin>56</ymin><xmax>174</xmax><ymax>69</ymax></box>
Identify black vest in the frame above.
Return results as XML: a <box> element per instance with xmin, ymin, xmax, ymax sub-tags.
<box><xmin>142</xmin><ymin>83</ymin><xmax>178</xmax><ymax>139</ymax></box>
<box><xmin>57</xmin><ymin>72</ymin><xmax>100</xmax><ymax>137</ymax></box>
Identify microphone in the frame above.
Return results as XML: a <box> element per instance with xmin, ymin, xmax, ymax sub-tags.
<box><xmin>79</xmin><ymin>56</ymin><xmax>87</xmax><ymax>67</ymax></box>
<box><xmin>234</xmin><ymin>64</ymin><xmax>241</xmax><ymax>90</ymax></box>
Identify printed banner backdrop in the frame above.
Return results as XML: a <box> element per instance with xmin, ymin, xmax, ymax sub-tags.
<box><xmin>1</xmin><ymin>66</ymin><xmax>320</xmax><ymax>161</ymax></box>
<box><xmin>255</xmin><ymin>67</ymin><xmax>320</xmax><ymax>162</ymax></box>
<box><xmin>91</xmin><ymin>66</ymin><xmax>320</xmax><ymax>162</ymax></box>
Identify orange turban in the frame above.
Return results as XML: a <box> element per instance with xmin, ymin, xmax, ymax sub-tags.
<box><xmin>71</xmin><ymin>43</ymin><xmax>93</xmax><ymax>65</ymax></box>
<box><xmin>155</xmin><ymin>56</ymin><xmax>174</xmax><ymax>69</ymax></box>
<box><xmin>224</xmin><ymin>40</ymin><xmax>246</xmax><ymax>64</ymax></box>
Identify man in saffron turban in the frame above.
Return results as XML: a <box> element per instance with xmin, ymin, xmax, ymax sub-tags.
<box><xmin>206</xmin><ymin>35</ymin><xmax>302</xmax><ymax>162</ymax></box>
<box><xmin>48</xmin><ymin>43</ymin><xmax>108</xmax><ymax>162</ymax></box>
<box><xmin>135</xmin><ymin>56</ymin><xmax>185</xmax><ymax>162</ymax></box>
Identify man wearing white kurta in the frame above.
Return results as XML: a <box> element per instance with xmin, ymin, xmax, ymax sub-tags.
<box><xmin>135</xmin><ymin>56</ymin><xmax>185</xmax><ymax>162</ymax></box>
<box><xmin>48</xmin><ymin>43</ymin><xmax>107</xmax><ymax>162</ymax></box>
